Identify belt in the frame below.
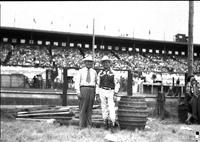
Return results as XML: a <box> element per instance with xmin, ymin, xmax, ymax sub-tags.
<box><xmin>80</xmin><ymin>86</ymin><xmax>95</xmax><ymax>88</ymax></box>
<box><xmin>101</xmin><ymin>87</ymin><xmax>114</xmax><ymax>90</ymax></box>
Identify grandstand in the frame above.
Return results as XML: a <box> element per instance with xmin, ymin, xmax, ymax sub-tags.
<box><xmin>0</xmin><ymin>26</ymin><xmax>200</xmax><ymax>108</ymax></box>
<box><xmin>1</xmin><ymin>26</ymin><xmax>200</xmax><ymax>68</ymax></box>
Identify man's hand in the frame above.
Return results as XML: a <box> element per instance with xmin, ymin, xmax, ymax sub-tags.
<box><xmin>77</xmin><ymin>92</ymin><xmax>82</xmax><ymax>100</ymax></box>
<box><xmin>113</xmin><ymin>92</ymin><xmax>118</xmax><ymax>102</ymax></box>
<box><xmin>96</xmin><ymin>94</ymin><xmax>101</xmax><ymax>103</ymax></box>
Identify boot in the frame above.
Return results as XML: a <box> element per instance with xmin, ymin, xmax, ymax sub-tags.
<box><xmin>103</xmin><ymin>119</ymin><xmax>109</xmax><ymax>130</ymax></box>
<box><xmin>110</xmin><ymin>122</ymin><xmax>115</xmax><ymax>133</ymax></box>
<box><xmin>185</xmin><ymin>113</ymin><xmax>192</xmax><ymax>125</ymax></box>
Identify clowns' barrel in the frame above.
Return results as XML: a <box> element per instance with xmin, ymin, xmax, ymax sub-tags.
<box><xmin>117</xmin><ymin>95</ymin><xmax>148</xmax><ymax>130</ymax></box>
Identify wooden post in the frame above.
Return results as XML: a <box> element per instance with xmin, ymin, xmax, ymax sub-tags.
<box><xmin>151</xmin><ymin>83</ymin><xmax>154</xmax><ymax>95</ymax></box>
<box><xmin>127</xmin><ymin>70</ymin><xmax>133</xmax><ymax>96</ymax></box>
<box><xmin>161</xmin><ymin>84</ymin><xmax>164</xmax><ymax>94</ymax></box>
<box><xmin>62</xmin><ymin>67</ymin><xmax>68</xmax><ymax>106</ymax></box>
<box><xmin>181</xmin><ymin>86</ymin><xmax>183</xmax><ymax>96</ymax></box>
<box><xmin>188</xmin><ymin>1</ymin><xmax>194</xmax><ymax>76</ymax></box>
<box><xmin>92</xmin><ymin>18</ymin><xmax>95</xmax><ymax>67</ymax></box>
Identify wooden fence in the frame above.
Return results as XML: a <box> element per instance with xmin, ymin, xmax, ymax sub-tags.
<box><xmin>0</xmin><ymin>89</ymin><xmax>180</xmax><ymax>119</ymax></box>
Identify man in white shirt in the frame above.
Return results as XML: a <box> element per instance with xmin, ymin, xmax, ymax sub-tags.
<box><xmin>75</xmin><ymin>55</ymin><xmax>97</xmax><ymax>128</ymax></box>
<box><xmin>96</xmin><ymin>55</ymin><xmax>120</xmax><ymax>132</ymax></box>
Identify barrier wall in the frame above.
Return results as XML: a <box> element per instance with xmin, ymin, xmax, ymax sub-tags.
<box><xmin>0</xmin><ymin>90</ymin><xmax>63</xmax><ymax>107</ymax></box>
<box><xmin>1</xmin><ymin>74</ymin><xmax>27</xmax><ymax>88</ymax></box>
<box><xmin>1</xmin><ymin>74</ymin><xmax>11</xmax><ymax>88</ymax></box>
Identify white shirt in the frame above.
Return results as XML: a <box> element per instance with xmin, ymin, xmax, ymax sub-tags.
<box><xmin>75</xmin><ymin>67</ymin><xmax>97</xmax><ymax>94</ymax></box>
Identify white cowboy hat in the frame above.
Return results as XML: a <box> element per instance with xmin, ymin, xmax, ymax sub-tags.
<box><xmin>83</xmin><ymin>55</ymin><xmax>94</xmax><ymax>62</ymax></box>
<box><xmin>101</xmin><ymin>55</ymin><xmax>112</xmax><ymax>63</ymax></box>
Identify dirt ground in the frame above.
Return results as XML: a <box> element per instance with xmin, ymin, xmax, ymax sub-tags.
<box><xmin>1</xmin><ymin>113</ymin><xmax>200</xmax><ymax>142</ymax></box>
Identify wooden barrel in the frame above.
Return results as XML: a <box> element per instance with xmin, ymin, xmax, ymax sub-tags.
<box><xmin>178</xmin><ymin>104</ymin><xmax>188</xmax><ymax>123</ymax></box>
<box><xmin>117</xmin><ymin>95</ymin><xmax>148</xmax><ymax>130</ymax></box>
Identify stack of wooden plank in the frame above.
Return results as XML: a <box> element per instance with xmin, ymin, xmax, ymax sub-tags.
<box><xmin>16</xmin><ymin>106</ymin><xmax>74</xmax><ymax>123</ymax></box>
<box><xmin>16</xmin><ymin>105</ymin><xmax>107</xmax><ymax>128</ymax></box>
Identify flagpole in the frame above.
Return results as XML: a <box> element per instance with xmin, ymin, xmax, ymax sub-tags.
<box><xmin>188</xmin><ymin>1</ymin><xmax>194</xmax><ymax>76</ymax></box>
<box><xmin>148</xmin><ymin>29</ymin><xmax>151</xmax><ymax>40</ymax></box>
<box><xmin>32</xmin><ymin>18</ymin><xmax>36</xmax><ymax>30</ymax></box>
<box><xmin>133</xmin><ymin>29</ymin><xmax>135</xmax><ymax>54</ymax></box>
<box><xmin>0</xmin><ymin>4</ymin><xmax>1</xmax><ymax>27</ymax></box>
<box><xmin>92</xmin><ymin>18</ymin><xmax>95</xmax><ymax>65</ymax></box>
<box><xmin>69</xmin><ymin>23</ymin><xmax>71</xmax><ymax>33</ymax></box>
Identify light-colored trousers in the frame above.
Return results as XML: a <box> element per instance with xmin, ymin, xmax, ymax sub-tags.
<box><xmin>99</xmin><ymin>88</ymin><xmax>116</xmax><ymax>124</ymax></box>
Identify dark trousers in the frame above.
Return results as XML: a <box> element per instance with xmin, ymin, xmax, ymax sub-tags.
<box><xmin>191</xmin><ymin>96</ymin><xmax>199</xmax><ymax>122</ymax></box>
<box><xmin>79</xmin><ymin>87</ymin><xmax>95</xmax><ymax>128</ymax></box>
<box><xmin>184</xmin><ymin>93</ymin><xmax>192</xmax><ymax>113</ymax></box>
<box><xmin>185</xmin><ymin>93</ymin><xmax>200</xmax><ymax>123</ymax></box>
<box><xmin>197</xmin><ymin>96</ymin><xmax>200</xmax><ymax>124</ymax></box>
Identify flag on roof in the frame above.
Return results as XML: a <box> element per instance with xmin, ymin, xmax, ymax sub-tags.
<box><xmin>33</xmin><ymin>18</ymin><xmax>36</xmax><ymax>24</ymax></box>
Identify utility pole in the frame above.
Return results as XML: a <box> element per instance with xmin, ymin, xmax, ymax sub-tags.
<box><xmin>92</xmin><ymin>18</ymin><xmax>95</xmax><ymax>65</ymax></box>
<box><xmin>188</xmin><ymin>1</ymin><xmax>194</xmax><ymax>76</ymax></box>
<box><xmin>0</xmin><ymin>4</ymin><xmax>1</xmax><ymax>27</ymax></box>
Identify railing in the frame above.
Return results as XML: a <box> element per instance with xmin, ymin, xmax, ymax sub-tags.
<box><xmin>141</xmin><ymin>83</ymin><xmax>185</xmax><ymax>96</ymax></box>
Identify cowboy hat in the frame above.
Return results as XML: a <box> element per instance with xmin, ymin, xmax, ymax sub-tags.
<box><xmin>83</xmin><ymin>55</ymin><xmax>94</xmax><ymax>62</ymax></box>
<box><xmin>101</xmin><ymin>55</ymin><xmax>111</xmax><ymax>63</ymax></box>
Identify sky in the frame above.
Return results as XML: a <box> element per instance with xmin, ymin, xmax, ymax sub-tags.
<box><xmin>1</xmin><ymin>1</ymin><xmax>200</xmax><ymax>44</ymax></box>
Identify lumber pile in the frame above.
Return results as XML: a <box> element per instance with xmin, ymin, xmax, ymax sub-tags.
<box><xmin>16</xmin><ymin>105</ymin><xmax>104</xmax><ymax>127</ymax></box>
<box><xmin>16</xmin><ymin>106</ymin><xmax>74</xmax><ymax>122</ymax></box>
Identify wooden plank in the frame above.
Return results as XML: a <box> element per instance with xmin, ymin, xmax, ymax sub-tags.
<box><xmin>17</xmin><ymin>111</ymin><xmax>74</xmax><ymax>117</ymax></box>
<box><xmin>0</xmin><ymin>93</ymin><xmax>61</xmax><ymax>99</ymax></box>
<box><xmin>16</xmin><ymin>116</ymin><xmax>73</xmax><ymax>120</ymax></box>
<box><xmin>16</xmin><ymin>118</ymin><xmax>55</xmax><ymax>122</ymax></box>
<box><xmin>1</xmin><ymin>105</ymin><xmax>47</xmax><ymax>109</ymax></box>
<box><xmin>17</xmin><ymin>108</ymin><xmax>71</xmax><ymax>114</ymax></box>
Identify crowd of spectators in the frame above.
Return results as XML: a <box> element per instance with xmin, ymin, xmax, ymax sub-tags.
<box><xmin>1</xmin><ymin>43</ymin><xmax>200</xmax><ymax>74</ymax></box>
